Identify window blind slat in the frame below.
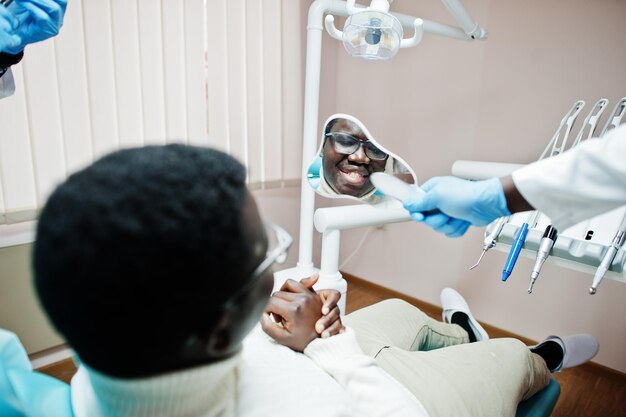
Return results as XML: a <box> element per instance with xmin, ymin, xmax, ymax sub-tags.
<box><xmin>262</xmin><ymin>0</ymin><xmax>283</xmax><ymax>182</ymax></box>
<box><xmin>162</xmin><ymin>0</ymin><xmax>188</xmax><ymax>143</ymax></box>
<box><xmin>206</xmin><ymin>0</ymin><xmax>230</xmax><ymax>153</ymax></box>
<box><xmin>245</xmin><ymin>0</ymin><xmax>264</xmax><ymax>184</ymax></box>
<box><xmin>281</xmin><ymin>0</ymin><xmax>303</xmax><ymax>180</ymax></box>
<box><xmin>82</xmin><ymin>0</ymin><xmax>119</xmax><ymax>157</ymax></box>
<box><xmin>111</xmin><ymin>0</ymin><xmax>144</xmax><ymax>148</ymax></box>
<box><xmin>225</xmin><ymin>0</ymin><xmax>248</xmax><ymax>166</ymax></box>
<box><xmin>137</xmin><ymin>0</ymin><xmax>166</xmax><ymax>145</ymax></box>
<box><xmin>184</xmin><ymin>0</ymin><xmax>209</xmax><ymax>146</ymax></box>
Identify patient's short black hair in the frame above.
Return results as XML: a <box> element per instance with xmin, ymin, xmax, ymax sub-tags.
<box><xmin>34</xmin><ymin>145</ymin><xmax>252</xmax><ymax>376</ymax></box>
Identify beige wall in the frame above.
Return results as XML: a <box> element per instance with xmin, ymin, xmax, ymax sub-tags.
<box><xmin>317</xmin><ymin>0</ymin><xmax>626</xmax><ymax>372</ymax></box>
<box><xmin>0</xmin><ymin>244</ymin><xmax>64</xmax><ymax>353</ymax></box>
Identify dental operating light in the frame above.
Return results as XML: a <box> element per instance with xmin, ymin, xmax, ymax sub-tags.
<box><xmin>324</xmin><ymin>0</ymin><xmax>486</xmax><ymax>61</ymax></box>
<box><xmin>342</xmin><ymin>11</ymin><xmax>404</xmax><ymax>60</ymax></box>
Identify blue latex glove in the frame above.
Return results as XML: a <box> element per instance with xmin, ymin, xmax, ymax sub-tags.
<box><xmin>403</xmin><ymin>176</ymin><xmax>511</xmax><ymax>237</ymax></box>
<box><xmin>3</xmin><ymin>0</ymin><xmax>67</xmax><ymax>54</ymax></box>
<box><xmin>0</xmin><ymin>6</ymin><xmax>21</xmax><ymax>53</ymax></box>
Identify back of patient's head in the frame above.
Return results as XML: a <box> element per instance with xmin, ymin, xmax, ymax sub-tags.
<box><xmin>34</xmin><ymin>145</ymin><xmax>252</xmax><ymax>378</ymax></box>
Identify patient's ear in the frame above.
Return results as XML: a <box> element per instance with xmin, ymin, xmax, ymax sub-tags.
<box><xmin>204</xmin><ymin>313</ymin><xmax>236</xmax><ymax>357</ymax></box>
<box><xmin>178</xmin><ymin>310</ymin><xmax>240</xmax><ymax>366</ymax></box>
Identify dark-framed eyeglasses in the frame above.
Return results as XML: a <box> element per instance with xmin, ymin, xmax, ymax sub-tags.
<box><xmin>325</xmin><ymin>132</ymin><xmax>389</xmax><ymax>161</ymax></box>
<box><xmin>224</xmin><ymin>222</ymin><xmax>293</xmax><ymax>307</ymax></box>
<box><xmin>252</xmin><ymin>221</ymin><xmax>293</xmax><ymax>280</ymax></box>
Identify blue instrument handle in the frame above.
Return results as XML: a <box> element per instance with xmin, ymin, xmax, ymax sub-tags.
<box><xmin>502</xmin><ymin>222</ymin><xmax>529</xmax><ymax>281</ymax></box>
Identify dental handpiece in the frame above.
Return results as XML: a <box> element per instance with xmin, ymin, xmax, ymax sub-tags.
<box><xmin>528</xmin><ymin>225</ymin><xmax>558</xmax><ymax>293</ymax></box>
<box><xmin>589</xmin><ymin>228</ymin><xmax>625</xmax><ymax>295</ymax></box>
<box><xmin>470</xmin><ymin>216</ymin><xmax>509</xmax><ymax>270</ymax></box>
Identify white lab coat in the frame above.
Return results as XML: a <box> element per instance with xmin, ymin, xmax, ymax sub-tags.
<box><xmin>512</xmin><ymin>124</ymin><xmax>626</xmax><ymax>231</ymax></box>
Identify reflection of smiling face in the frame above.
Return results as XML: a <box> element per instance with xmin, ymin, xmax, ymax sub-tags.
<box><xmin>322</xmin><ymin>119</ymin><xmax>387</xmax><ymax>198</ymax></box>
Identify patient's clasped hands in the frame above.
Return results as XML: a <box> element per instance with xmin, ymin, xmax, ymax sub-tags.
<box><xmin>262</xmin><ymin>275</ymin><xmax>344</xmax><ymax>352</ymax></box>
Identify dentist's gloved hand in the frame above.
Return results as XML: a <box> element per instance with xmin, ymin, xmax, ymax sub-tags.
<box><xmin>2</xmin><ymin>0</ymin><xmax>67</xmax><ymax>54</ymax></box>
<box><xmin>0</xmin><ymin>6</ymin><xmax>21</xmax><ymax>52</ymax></box>
<box><xmin>403</xmin><ymin>176</ymin><xmax>511</xmax><ymax>238</ymax></box>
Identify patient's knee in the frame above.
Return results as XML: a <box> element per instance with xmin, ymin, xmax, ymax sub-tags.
<box><xmin>372</xmin><ymin>298</ymin><xmax>421</xmax><ymax>311</ymax></box>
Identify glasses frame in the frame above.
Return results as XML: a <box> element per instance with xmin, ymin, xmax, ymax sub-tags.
<box><xmin>252</xmin><ymin>221</ymin><xmax>293</xmax><ymax>280</ymax></box>
<box><xmin>223</xmin><ymin>221</ymin><xmax>293</xmax><ymax>308</ymax></box>
<box><xmin>324</xmin><ymin>132</ymin><xmax>389</xmax><ymax>161</ymax></box>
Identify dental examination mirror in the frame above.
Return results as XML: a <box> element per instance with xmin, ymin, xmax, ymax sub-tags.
<box><xmin>307</xmin><ymin>114</ymin><xmax>417</xmax><ymax>205</ymax></box>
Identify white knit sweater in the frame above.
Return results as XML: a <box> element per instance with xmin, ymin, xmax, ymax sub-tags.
<box><xmin>71</xmin><ymin>325</ymin><xmax>429</xmax><ymax>417</ymax></box>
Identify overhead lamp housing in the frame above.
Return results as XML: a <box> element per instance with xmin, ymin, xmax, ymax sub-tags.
<box><xmin>342</xmin><ymin>10</ymin><xmax>403</xmax><ymax>60</ymax></box>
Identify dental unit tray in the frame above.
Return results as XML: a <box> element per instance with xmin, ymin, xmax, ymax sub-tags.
<box><xmin>490</xmin><ymin>211</ymin><xmax>626</xmax><ymax>283</ymax></box>
<box><xmin>454</xmin><ymin>97</ymin><xmax>626</xmax><ymax>286</ymax></box>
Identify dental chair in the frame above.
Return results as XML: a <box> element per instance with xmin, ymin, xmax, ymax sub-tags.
<box><xmin>1</xmin><ymin>329</ymin><xmax>560</xmax><ymax>417</ymax></box>
<box><xmin>0</xmin><ymin>329</ymin><xmax>73</xmax><ymax>417</ymax></box>
<box><xmin>516</xmin><ymin>379</ymin><xmax>561</xmax><ymax>417</ymax></box>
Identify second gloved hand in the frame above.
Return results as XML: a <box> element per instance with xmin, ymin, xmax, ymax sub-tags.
<box><xmin>0</xmin><ymin>7</ymin><xmax>21</xmax><ymax>52</ymax></box>
<box><xmin>3</xmin><ymin>0</ymin><xmax>67</xmax><ymax>54</ymax></box>
<box><xmin>404</xmin><ymin>176</ymin><xmax>511</xmax><ymax>237</ymax></box>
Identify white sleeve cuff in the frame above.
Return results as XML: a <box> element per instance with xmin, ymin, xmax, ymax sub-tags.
<box><xmin>304</xmin><ymin>327</ymin><xmax>369</xmax><ymax>368</ymax></box>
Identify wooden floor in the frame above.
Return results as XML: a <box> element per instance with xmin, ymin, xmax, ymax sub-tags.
<box><xmin>345</xmin><ymin>274</ymin><xmax>626</xmax><ymax>417</ymax></box>
<box><xmin>38</xmin><ymin>275</ymin><xmax>626</xmax><ymax>417</ymax></box>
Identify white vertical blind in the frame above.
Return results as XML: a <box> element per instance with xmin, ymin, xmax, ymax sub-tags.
<box><xmin>0</xmin><ymin>0</ymin><xmax>304</xmax><ymax>228</ymax></box>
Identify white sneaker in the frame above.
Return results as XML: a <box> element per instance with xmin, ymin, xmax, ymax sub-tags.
<box><xmin>440</xmin><ymin>288</ymin><xmax>489</xmax><ymax>342</ymax></box>
<box><xmin>531</xmin><ymin>334</ymin><xmax>599</xmax><ymax>372</ymax></box>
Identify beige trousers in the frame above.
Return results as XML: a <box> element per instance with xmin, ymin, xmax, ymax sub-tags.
<box><xmin>344</xmin><ymin>299</ymin><xmax>551</xmax><ymax>417</ymax></box>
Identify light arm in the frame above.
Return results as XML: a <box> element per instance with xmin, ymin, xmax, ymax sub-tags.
<box><xmin>440</xmin><ymin>0</ymin><xmax>488</xmax><ymax>39</ymax></box>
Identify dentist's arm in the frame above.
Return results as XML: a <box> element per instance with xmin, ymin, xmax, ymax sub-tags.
<box><xmin>500</xmin><ymin>175</ymin><xmax>534</xmax><ymax>213</ymax></box>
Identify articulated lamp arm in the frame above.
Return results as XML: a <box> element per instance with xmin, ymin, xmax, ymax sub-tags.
<box><xmin>441</xmin><ymin>0</ymin><xmax>488</xmax><ymax>39</ymax></box>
